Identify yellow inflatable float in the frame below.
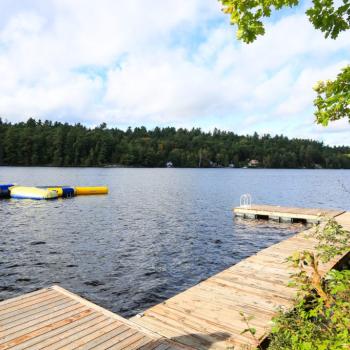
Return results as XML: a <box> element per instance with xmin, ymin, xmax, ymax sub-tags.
<box><xmin>10</xmin><ymin>186</ymin><xmax>59</xmax><ymax>200</ymax></box>
<box><xmin>74</xmin><ymin>186</ymin><xmax>108</xmax><ymax>195</ymax></box>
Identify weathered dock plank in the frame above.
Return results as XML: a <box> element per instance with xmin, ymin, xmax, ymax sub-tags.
<box><xmin>233</xmin><ymin>204</ymin><xmax>344</xmax><ymax>223</ymax></box>
<box><xmin>0</xmin><ymin>286</ymin><xmax>187</xmax><ymax>350</ymax></box>
<box><xmin>131</xmin><ymin>208</ymin><xmax>349</xmax><ymax>349</ymax></box>
<box><xmin>336</xmin><ymin>211</ymin><xmax>350</xmax><ymax>231</ymax></box>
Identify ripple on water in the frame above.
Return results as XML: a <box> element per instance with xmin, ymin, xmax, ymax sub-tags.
<box><xmin>84</xmin><ymin>280</ymin><xmax>105</xmax><ymax>287</ymax></box>
<box><xmin>30</xmin><ymin>241</ymin><xmax>46</xmax><ymax>245</ymax></box>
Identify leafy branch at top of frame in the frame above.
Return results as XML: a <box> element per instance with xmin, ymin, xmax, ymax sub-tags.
<box><xmin>218</xmin><ymin>0</ymin><xmax>350</xmax><ymax>44</ymax></box>
<box><xmin>218</xmin><ymin>0</ymin><xmax>350</xmax><ymax>127</ymax></box>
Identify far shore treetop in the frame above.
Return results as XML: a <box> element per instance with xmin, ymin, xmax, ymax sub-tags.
<box><xmin>0</xmin><ymin>118</ymin><xmax>349</xmax><ymax>168</ymax></box>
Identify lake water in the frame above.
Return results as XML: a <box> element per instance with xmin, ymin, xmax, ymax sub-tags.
<box><xmin>0</xmin><ymin>167</ymin><xmax>349</xmax><ymax>317</ymax></box>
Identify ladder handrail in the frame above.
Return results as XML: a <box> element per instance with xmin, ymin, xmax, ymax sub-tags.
<box><xmin>240</xmin><ymin>193</ymin><xmax>252</xmax><ymax>208</ymax></box>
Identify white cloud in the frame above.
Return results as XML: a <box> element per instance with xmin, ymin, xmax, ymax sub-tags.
<box><xmin>0</xmin><ymin>0</ymin><xmax>348</xmax><ymax>145</ymax></box>
<box><xmin>275</xmin><ymin>62</ymin><xmax>348</xmax><ymax>116</ymax></box>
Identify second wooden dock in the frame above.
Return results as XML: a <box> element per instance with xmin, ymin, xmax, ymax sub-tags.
<box><xmin>233</xmin><ymin>204</ymin><xmax>344</xmax><ymax>223</ymax></box>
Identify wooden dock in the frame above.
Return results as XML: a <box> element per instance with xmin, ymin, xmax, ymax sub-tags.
<box><xmin>131</xmin><ymin>207</ymin><xmax>349</xmax><ymax>349</ymax></box>
<box><xmin>0</xmin><ymin>285</ymin><xmax>186</xmax><ymax>350</ymax></box>
<box><xmin>1</xmin><ymin>206</ymin><xmax>349</xmax><ymax>350</ymax></box>
<box><xmin>233</xmin><ymin>204</ymin><xmax>344</xmax><ymax>223</ymax></box>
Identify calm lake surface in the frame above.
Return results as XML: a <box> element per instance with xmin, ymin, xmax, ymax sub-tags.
<box><xmin>1</xmin><ymin>167</ymin><xmax>349</xmax><ymax>317</ymax></box>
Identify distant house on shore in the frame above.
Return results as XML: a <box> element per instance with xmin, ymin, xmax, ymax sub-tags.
<box><xmin>166</xmin><ymin>161</ymin><xmax>173</xmax><ymax>168</ymax></box>
<box><xmin>248</xmin><ymin>159</ymin><xmax>260</xmax><ymax>168</ymax></box>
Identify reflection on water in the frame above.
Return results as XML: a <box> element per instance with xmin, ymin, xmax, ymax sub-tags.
<box><xmin>0</xmin><ymin>167</ymin><xmax>349</xmax><ymax>317</ymax></box>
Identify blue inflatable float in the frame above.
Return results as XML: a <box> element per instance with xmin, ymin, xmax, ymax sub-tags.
<box><xmin>0</xmin><ymin>184</ymin><xmax>14</xmax><ymax>198</ymax></box>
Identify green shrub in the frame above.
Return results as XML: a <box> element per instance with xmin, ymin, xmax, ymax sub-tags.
<box><xmin>268</xmin><ymin>269</ymin><xmax>350</xmax><ymax>350</ymax></box>
<box><xmin>268</xmin><ymin>219</ymin><xmax>350</xmax><ymax>350</ymax></box>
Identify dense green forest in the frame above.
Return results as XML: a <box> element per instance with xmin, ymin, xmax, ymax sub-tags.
<box><xmin>0</xmin><ymin>118</ymin><xmax>349</xmax><ymax>168</ymax></box>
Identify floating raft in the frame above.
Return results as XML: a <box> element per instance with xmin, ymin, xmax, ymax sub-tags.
<box><xmin>0</xmin><ymin>184</ymin><xmax>108</xmax><ymax>200</ymax></box>
<box><xmin>233</xmin><ymin>204</ymin><xmax>344</xmax><ymax>224</ymax></box>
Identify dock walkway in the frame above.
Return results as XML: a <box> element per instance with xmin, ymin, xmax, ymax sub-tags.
<box><xmin>0</xmin><ymin>206</ymin><xmax>349</xmax><ymax>349</ymax></box>
<box><xmin>0</xmin><ymin>286</ymin><xmax>185</xmax><ymax>350</ymax></box>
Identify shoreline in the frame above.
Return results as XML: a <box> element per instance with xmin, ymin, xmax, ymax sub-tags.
<box><xmin>1</xmin><ymin>165</ymin><xmax>349</xmax><ymax>170</ymax></box>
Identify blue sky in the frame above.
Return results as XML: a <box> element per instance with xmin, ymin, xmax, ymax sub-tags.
<box><xmin>0</xmin><ymin>0</ymin><xmax>349</xmax><ymax>145</ymax></box>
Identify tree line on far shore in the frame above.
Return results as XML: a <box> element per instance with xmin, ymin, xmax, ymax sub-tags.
<box><xmin>0</xmin><ymin>118</ymin><xmax>349</xmax><ymax>168</ymax></box>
